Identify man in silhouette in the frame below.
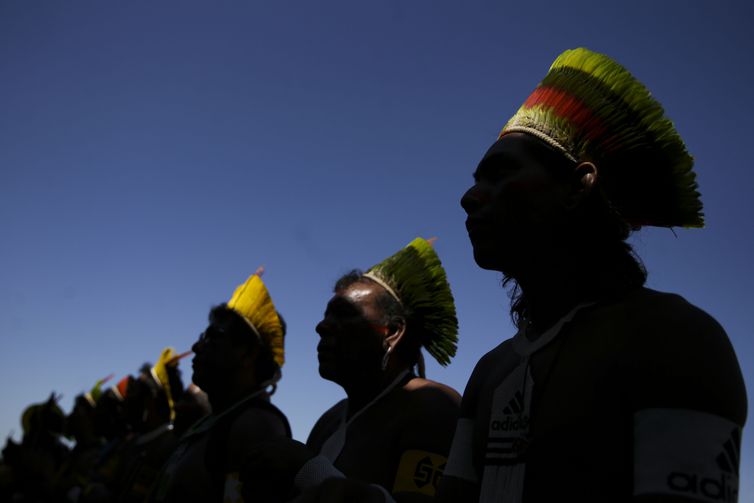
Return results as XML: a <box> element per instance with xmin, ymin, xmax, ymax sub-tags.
<box><xmin>243</xmin><ymin>238</ymin><xmax>461</xmax><ymax>502</ymax></box>
<box><xmin>150</xmin><ymin>271</ymin><xmax>291</xmax><ymax>503</ymax></box>
<box><xmin>1</xmin><ymin>394</ymin><xmax>68</xmax><ymax>502</ymax></box>
<box><xmin>438</xmin><ymin>48</ymin><xmax>747</xmax><ymax>502</ymax></box>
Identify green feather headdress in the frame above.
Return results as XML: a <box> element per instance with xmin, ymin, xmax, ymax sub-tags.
<box><xmin>83</xmin><ymin>373</ymin><xmax>114</xmax><ymax>407</ymax></box>
<box><xmin>365</xmin><ymin>237</ymin><xmax>459</xmax><ymax>366</ymax></box>
<box><xmin>500</xmin><ymin>47</ymin><xmax>703</xmax><ymax>228</ymax></box>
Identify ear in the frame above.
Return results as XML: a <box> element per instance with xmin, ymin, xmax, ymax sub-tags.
<box><xmin>566</xmin><ymin>161</ymin><xmax>599</xmax><ymax>208</ymax></box>
<box><xmin>240</xmin><ymin>344</ymin><xmax>260</xmax><ymax>369</ymax></box>
<box><xmin>383</xmin><ymin>317</ymin><xmax>407</xmax><ymax>352</ymax></box>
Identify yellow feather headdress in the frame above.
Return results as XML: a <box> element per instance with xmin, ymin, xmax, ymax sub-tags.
<box><xmin>226</xmin><ymin>267</ymin><xmax>285</xmax><ymax>368</ymax></box>
<box><xmin>150</xmin><ymin>347</ymin><xmax>191</xmax><ymax>423</ymax></box>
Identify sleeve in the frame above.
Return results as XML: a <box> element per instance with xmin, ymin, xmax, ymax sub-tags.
<box><xmin>224</xmin><ymin>472</ymin><xmax>243</xmax><ymax>503</ymax></box>
<box><xmin>630</xmin><ymin>297</ymin><xmax>747</xmax><ymax>501</ymax></box>
<box><xmin>440</xmin><ymin>348</ymin><xmax>496</xmax><ymax>485</ymax></box>
<box><xmin>442</xmin><ymin>418</ymin><xmax>479</xmax><ymax>483</ymax></box>
<box><xmin>633</xmin><ymin>408</ymin><xmax>742</xmax><ymax>502</ymax></box>
<box><xmin>389</xmin><ymin>385</ymin><xmax>460</xmax><ymax>498</ymax></box>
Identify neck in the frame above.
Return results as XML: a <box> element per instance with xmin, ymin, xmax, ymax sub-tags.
<box><xmin>512</xmin><ymin>239</ymin><xmax>640</xmax><ymax>335</ymax></box>
<box><xmin>516</xmin><ymin>269</ymin><xmax>584</xmax><ymax>334</ymax></box>
<box><xmin>208</xmin><ymin>381</ymin><xmax>260</xmax><ymax>415</ymax></box>
<box><xmin>342</xmin><ymin>365</ymin><xmax>409</xmax><ymax>418</ymax></box>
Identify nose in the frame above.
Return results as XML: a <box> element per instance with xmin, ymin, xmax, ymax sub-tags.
<box><xmin>461</xmin><ymin>183</ymin><xmax>484</xmax><ymax>215</ymax></box>
<box><xmin>315</xmin><ymin>319</ymin><xmax>328</xmax><ymax>338</ymax></box>
<box><xmin>191</xmin><ymin>335</ymin><xmax>205</xmax><ymax>354</ymax></box>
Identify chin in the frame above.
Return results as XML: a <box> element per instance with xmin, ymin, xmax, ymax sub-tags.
<box><xmin>471</xmin><ymin>245</ymin><xmax>505</xmax><ymax>272</ymax></box>
<box><xmin>470</xmin><ymin>237</ymin><xmax>527</xmax><ymax>274</ymax></box>
<box><xmin>191</xmin><ymin>370</ymin><xmax>205</xmax><ymax>390</ymax></box>
<box><xmin>317</xmin><ymin>362</ymin><xmax>338</xmax><ymax>383</ymax></box>
<box><xmin>473</xmin><ymin>253</ymin><xmax>498</xmax><ymax>271</ymax></box>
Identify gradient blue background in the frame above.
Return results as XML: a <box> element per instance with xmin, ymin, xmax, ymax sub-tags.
<box><xmin>2</xmin><ymin>1</ymin><xmax>752</xmax><ymax>499</ymax></box>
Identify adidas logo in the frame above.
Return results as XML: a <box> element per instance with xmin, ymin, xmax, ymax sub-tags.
<box><xmin>502</xmin><ymin>391</ymin><xmax>525</xmax><ymax>415</ymax></box>
<box><xmin>715</xmin><ymin>428</ymin><xmax>740</xmax><ymax>476</ymax></box>
<box><xmin>490</xmin><ymin>391</ymin><xmax>529</xmax><ymax>432</ymax></box>
<box><xmin>490</xmin><ymin>415</ymin><xmax>529</xmax><ymax>432</ymax></box>
<box><xmin>665</xmin><ymin>428</ymin><xmax>740</xmax><ymax>502</ymax></box>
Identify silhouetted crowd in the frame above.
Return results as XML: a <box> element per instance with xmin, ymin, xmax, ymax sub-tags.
<box><xmin>1</xmin><ymin>47</ymin><xmax>749</xmax><ymax>503</ymax></box>
<box><xmin>1</xmin><ymin>359</ymin><xmax>208</xmax><ymax>503</ymax></box>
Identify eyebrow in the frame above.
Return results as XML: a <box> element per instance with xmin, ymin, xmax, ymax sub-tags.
<box><xmin>473</xmin><ymin>152</ymin><xmax>522</xmax><ymax>179</ymax></box>
<box><xmin>324</xmin><ymin>298</ymin><xmax>360</xmax><ymax>316</ymax></box>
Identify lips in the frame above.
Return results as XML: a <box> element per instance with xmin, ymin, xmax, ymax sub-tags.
<box><xmin>316</xmin><ymin>341</ymin><xmax>333</xmax><ymax>359</ymax></box>
<box><xmin>191</xmin><ymin>357</ymin><xmax>204</xmax><ymax>372</ymax></box>
<box><xmin>466</xmin><ymin>218</ymin><xmax>489</xmax><ymax>237</ymax></box>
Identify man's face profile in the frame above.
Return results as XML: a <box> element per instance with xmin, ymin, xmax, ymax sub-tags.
<box><xmin>461</xmin><ymin>132</ymin><xmax>573</xmax><ymax>274</ymax></box>
<box><xmin>191</xmin><ymin>315</ymin><xmax>248</xmax><ymax>393</ymax></box>
<box><xmin>316</xmin><ymin>281</ymin><xmax>387</xmax><ymax>384</ymax></box>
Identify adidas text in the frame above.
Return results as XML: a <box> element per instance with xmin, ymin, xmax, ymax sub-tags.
<box><xmin>490</xmin><ymin>415</ymin><xmax>529</xmax><ymax>432</ymax></box>
<box><xmin>667</xmin><ymin>471</ymin><xmax>737</xmax><ymax>502</ymax></box>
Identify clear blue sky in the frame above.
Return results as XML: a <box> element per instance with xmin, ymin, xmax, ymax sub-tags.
<box><xmin>2</xmin><ymin>0</ymin><xmax>752</xmax><ymax>499</ymax></box>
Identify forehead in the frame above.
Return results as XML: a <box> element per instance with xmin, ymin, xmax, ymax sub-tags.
<box><xmin>208</xmin><ymin>314</ymin><xmax>234</xmax><ymax>331</ymax></box>
<box><xmin>479</xmin><ymin>132</ymin><xmax>571</xmax><ymax>173</ymax></box>
<box><xmin>208</xmin><ymin>307</ymin><xmax>245</xmax><ymax>332</ymax></box>
<box><xmin>204</xmin><ymin>310</ymin><xmax>252</xmax><ymax>344</ymax></box>
<box><xmin>327</xmin><ymin>281</ymin><xmax>383</xmax><ymax>318</ymax></box>
<box><xmin>482</xmin><ymin>133</ymin><xmax>545</xmax><ymax>164</ymax></box>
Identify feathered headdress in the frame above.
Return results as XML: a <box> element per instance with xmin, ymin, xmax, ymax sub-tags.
<box><xmin>150</xmin><ymin>348</ymin><xmax>191</xmax><ymax>423</ymax></box>
<box><xmin>500</xmin><ymin>47</ymin><xmax>703</xmax><ymax>228</ymax></box>
<box><xmin>111</xmin><ymin>376</ymin><xmax>131</xmax><ymax>402</ymax></box>
<box><xmin>83</xmin><ymin>374</ymin><xmax>114</xmax><ymax>407</ymax></box>
<box><xmin>365</xmin><ymin>237</ymin><xmax>458</xmax><ymax>366</ymax></box>
<box><xmin>226</xmin><ymin>267</ymin><xmax>285</xmax><ymax>368</ymax></box>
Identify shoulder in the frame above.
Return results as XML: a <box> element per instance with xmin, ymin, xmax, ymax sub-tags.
<box><xmin>580</xmin><ymin>287</ymin><xmax>734</xmax><ymax>357</ymax></box>
<box><xmin>608</xmin><ymin>288</ymin><xmax>746</xmax><ymax>424</ymax></box>
<box><xmin>306</xmin><ymin>399</ymin><xmax>347</xmax><ymax>450</ymax></box>
<box><xmin>231</xmin><ymin>402</ymin><xmax>289</xmax><ymax>437</ymax></box>
<box><xmin>404</xmin><ymin>378</ymin><xmax>461</xmax><ymax>407</ymax></box>
<box><xmin>572</xmin><ymin>287</ymin><xmax>706</xmax><ymax>330</ymax></box>
<box><xmin>459</xmin><ymin>339</ymin><xmax>516</xmax><ymax>416</ymax></box>
<box><xmin>226</xmin><ymin>400</ymin><xmax>291</xmax><ymax>464</ymax></box>
<box><xmin>393</xmin><ymin>379</ymin><xmax>461</xmax><ymax>455</ymax></box>
<box><xmin>398</xmin><ymin>378</ymin><xmax>461</xmax><ymax>426</ymax></box>
<box><xmin>312</xmin><ymin>399</ymin><xmax>348</xmax><ymax>430</ymax></box>
<box><xmin>470</xmin><ymin>339</ymin><xmax>515</xmax><ymax>381</ymax></box>
<box><xmin>615</xmin><ymin>287</ymin><xmax>734</xmax><ymax>360</ymax></box>
<box><xmin>614</xmin><ymin>287</ymin><xmax>721</xmax><ymax>332</ymax></box>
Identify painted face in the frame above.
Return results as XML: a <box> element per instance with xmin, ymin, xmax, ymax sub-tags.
<box><xmin>315</xmin><ymin>281</ymin><xmax>388</xmax><ymax>386</ymax></box>
<box><xmin>460</xmin><ymin>133</ymin><xmax>573</xmax><ymax>274</ymax></box>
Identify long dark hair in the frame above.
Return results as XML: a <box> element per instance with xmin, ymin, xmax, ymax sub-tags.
<box><xmin>504</xmin><ymin>185</ymin><xmax>647</xmax><ymax>327</ymax></box>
